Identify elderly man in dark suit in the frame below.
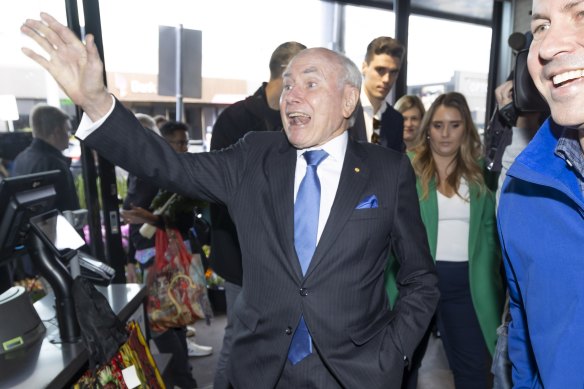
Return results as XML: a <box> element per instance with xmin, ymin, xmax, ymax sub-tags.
<box><xmin>22</xmin><ymin>13</ymin><xmax>438</xmax><ymax>388</ymax></box>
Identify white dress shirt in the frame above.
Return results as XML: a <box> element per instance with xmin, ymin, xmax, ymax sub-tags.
<box><xmin>294</xmin><ymin>132</ymin><xmax>347</xmax><ymax>243</ymax></box>
<box><xmin>76</xmin><ymin>95</ymin><xmax>116</xmax><ymax>140</ymax></box>
<box><xmin>360</xmin><ymin>89</ymin><xmax>387</xmax><ymax>143</ymax></box>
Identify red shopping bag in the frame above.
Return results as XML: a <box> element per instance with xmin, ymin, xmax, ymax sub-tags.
<box><xmin>146</xmin><ymin>228</ymin><xmax>212</xmax><ymax>332</ymax></box>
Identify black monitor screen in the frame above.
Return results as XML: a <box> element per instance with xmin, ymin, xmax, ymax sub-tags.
<box><xmin>0</xmin><ymin>170</ymin><xmax>60</xmax><ymax>263</ymax></box>
<box><xmin>29</xmin><ymin>210</ymin><xmax>85</xmax><ymax>260</ymax></box>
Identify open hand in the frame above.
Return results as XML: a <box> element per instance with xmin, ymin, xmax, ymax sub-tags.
<box><xmin>495</xmin><ymin>80</ymin><xmax>514</xmax><ymax>109</ymax></box>
<box><xmin>21</xmin><ymin>12</ymin><xmax>112</xmax><ymax>121</ymax></box>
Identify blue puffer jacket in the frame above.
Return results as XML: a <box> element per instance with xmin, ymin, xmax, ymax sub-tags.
<box><xmin>498</xmin><ymin>118</ymin><xmax>584</xmax><ymax>388</ymax></box>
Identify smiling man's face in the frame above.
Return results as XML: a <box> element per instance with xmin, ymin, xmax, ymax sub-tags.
<box><xmin>280</xmin><ymin>48</ymin><xmax>358</xmax><ymax>149</ymax></box>
<box><xmin>528</xmin><ymin>0</ymin><xmax>584</xmax><ymax>128</ymax></box>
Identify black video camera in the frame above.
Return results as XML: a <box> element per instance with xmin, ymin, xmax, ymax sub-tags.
<box><xmin>485</xmin><ymin>33</ymin><xmax>549</xmax><ymax>173</ymax></box>
<box><xmin>499</xmin><ymin>49</ymin><xmax>549</xmax><ymax>127</ymax></box>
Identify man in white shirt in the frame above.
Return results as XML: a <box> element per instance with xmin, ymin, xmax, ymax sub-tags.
<box><xmin>21</xmin><ymin>14</ymin><xmax>438</xmax><ymax>388</ymax></box>
<box><xmin>349</xmin><ymin>36</ymin><xmax>406</xmax><ymax>152</ymax></box>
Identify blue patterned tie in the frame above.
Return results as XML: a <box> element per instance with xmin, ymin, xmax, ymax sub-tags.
<box><xmin>288</xmin><ymin>149</ymin><xmax>328</xmax><ymax>365</ymax></box>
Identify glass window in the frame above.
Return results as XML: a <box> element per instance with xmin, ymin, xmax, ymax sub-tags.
<box><xmin>0</xmin><ymin>1</ymin><xmax>68</xmax><ymax>131</ymax></box>
<box><xmin>343</xmin><ymin>5</ymin><xmax>396</xmax><ymax>76</ymax></box>
<box><xmin>98</xmin><ymin>0</ymin><xmax>327</xmax><ymax>97</ymax></box>
<box><xmin>407</xmin><ymin>15</ymin><xmax>492</xmax><ymax>128</ymax></box>
<box><xmin>97</xmin><ymin>0</ymin><xmax>328</xmax><ymax>137</ymax></box>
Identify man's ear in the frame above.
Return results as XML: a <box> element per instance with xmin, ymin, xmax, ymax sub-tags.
<box><xmin>361</xmin><ymin>61</ymin><xmax>368</xmax><ymax>75</ymax></box>
<box><xmin>342</xmin><ymin>86</ymin><xmax>359</xmax><ymax>119</ymax></box>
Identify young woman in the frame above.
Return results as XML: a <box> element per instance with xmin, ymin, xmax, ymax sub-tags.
<box><xmin>387</xmin><ymin>92</ymin><xmax>504</xmax><ymax>389</ymax></box>
<box><xmin>394</xmin><ymin>94</ymin><xmax>425</xmax><ymax>152</ymax></box>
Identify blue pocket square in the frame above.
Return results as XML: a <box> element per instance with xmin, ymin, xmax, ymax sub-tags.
<box><xmin>355</xmin><ymin>194</ymin><xmax>378</xmax><ymax>209</ymax></box>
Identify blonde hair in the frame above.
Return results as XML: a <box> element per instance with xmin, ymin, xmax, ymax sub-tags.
<box><xmin>395</xmin><ymin>95</ymin><xmax>425</xmax><ymax>117</ymax></box>
<box><xmin>411</xmin><ymin>92</ymin><xmax>485</xmax><ymax>200</ymax></box>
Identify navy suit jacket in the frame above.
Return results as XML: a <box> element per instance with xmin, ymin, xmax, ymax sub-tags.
<box><xmin>349</xmin><ymin>102</ymin><xmax>405</xmax><ymax>152</ymax></box>
<box><xmin>83</xmin><ymin>100</ymin><xmax>438</xmax><ymax>389</ymax></box>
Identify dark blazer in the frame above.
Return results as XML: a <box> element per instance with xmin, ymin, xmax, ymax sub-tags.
<box><xmin>349</xmin><ymin>102</ymin><xmax>405</xmax><ymax>152</ymax></box>
<box><xmin>12</xmin><ymin>138</ymin><xmax>80</xmax><ymax>211</ymax></box>
<box><xmin>210</xmin><ymin>83</ymin><xmax>282</xmax><ymax>285</ymax></box>
<box><xmin>83</xmin><ymin>101</ymin><xmax>439</xmax><ymax>389</ymax></box>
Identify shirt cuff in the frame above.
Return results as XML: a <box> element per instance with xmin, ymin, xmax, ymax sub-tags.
<box><xmin>75</xmin><ymin>95</ymin><xmax>116</xmax><ymax>140</ymax></box>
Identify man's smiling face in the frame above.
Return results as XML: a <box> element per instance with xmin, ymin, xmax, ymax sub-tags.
<box><xmin>280</xmin><ymin>48</ymin><xmax>358</xmax><ymax>149</ymax></box>
<box><xmin>528</xmin><ymin>0</ymin><xmax>584</xmax><ymax>128</ymax></box>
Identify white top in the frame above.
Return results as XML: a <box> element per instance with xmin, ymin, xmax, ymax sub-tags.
<box><xmin>360</xmin><ymin>89</ymin><xmax>387</xmax><ymax>143</ymax></box>
<box><xmin>496</xmin><ymin>126</ymin><xmax>533</xmax><ymax>209</ymax></box>
<box><xmin>295</xmin><ymin>133</ymin><xmax>347</xmax><ymax>243</ymax></box>
<box><xmin>435</xmin><ymin>180</ymin><xmax>470</xmax><ymax>262</ymax></box>
<box><xmin>76</xmin><ymin>95</ymin><xmax>346</xmax><ymax>246</ymax></box>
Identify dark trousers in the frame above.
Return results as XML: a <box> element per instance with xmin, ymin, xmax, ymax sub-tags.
<box><xmin>214</xmin><ymin>280</ymin><xmax>241</xmax><ymax>389</ymax></box>
<box><xmin>436</xmin><ymin>261</ymin><xmax>490</xmax><ymax>389</ymax></box>
<box><xmin>153</xmin><ymin>327</ymin><xmax>198</xmax><ymax>389</ymax></box>
<box><xmin>400</xmin><ymin>318</ymin><xmax>433</xmax><ymax>389</ymax></box>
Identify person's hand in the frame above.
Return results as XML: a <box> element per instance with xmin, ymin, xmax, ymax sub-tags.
<box><xmin>495</xmin><ymin>80</ymin><xmax>514</xmax><ymax>109</ymax></box>
<box><xmin>21</xmin><ymin>12</ymin><xmax>111</xmax><ymax>121</ymax></box>
<box><xmin>120</xmin><ymin>206</ymin><xmax>159</xmax><ymax>225</ymax></box>
<box><xmin>126</xmin><ymin>263</ymin><xmax>139</xmax><ymax>283</ymax></box>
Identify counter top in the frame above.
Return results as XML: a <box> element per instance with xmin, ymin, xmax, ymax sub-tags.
<box><xmin>0</xmin><ymin>283</ymin><xmax>146</xmax><ymax>389</ymax></box>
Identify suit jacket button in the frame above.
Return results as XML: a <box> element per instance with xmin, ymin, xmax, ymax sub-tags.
<box><xmin>299</xmin><ymin>288</ymin><xmax>308</xmax><ymax>296</ymax></box>
<box><xmin>285</xmin><ymin>327</ymin><xmax>292</xmax><ymax>335</ymax></box>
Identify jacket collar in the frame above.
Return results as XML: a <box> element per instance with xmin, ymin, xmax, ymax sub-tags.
<box><xmin>31</xmin><ymin>138</ymin><xmax>71</xmax><ymax>165</ymax></box>
<box><xmin>509</xmin><ymin>118</ymin><xmax>584</xmax><ymax>206</ymax></box>
<box><xmin>243</xmin><ymin>82</ymin><xmax>281</xmax><ymax>129</ymax></box>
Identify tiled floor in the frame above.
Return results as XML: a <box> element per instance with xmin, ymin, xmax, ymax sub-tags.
<box><xmin>188</xmin><ymin>314</ymin><xmax>456</xmax><ymax>389</ymax></box>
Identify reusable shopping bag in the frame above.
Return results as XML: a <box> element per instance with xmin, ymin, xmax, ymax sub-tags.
<box><xmin>146</xmin><ymin>228</ymin><xmax>212</xmax><ymax>332</ymax></box>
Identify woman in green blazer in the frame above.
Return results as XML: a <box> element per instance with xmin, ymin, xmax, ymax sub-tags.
<box><xmin>386</xmin><ymin>92</ymin><xmax>504</xmax><ymax>389</ymax></box>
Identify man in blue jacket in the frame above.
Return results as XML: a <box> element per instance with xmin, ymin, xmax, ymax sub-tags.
<box><xmin>497</xmin><ymin>0</ymin><xmax>584</xmax><ymax>387</ymax></box>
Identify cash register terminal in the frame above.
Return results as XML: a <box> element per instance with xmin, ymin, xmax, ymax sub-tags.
<box><xmin>29</xmin><ymin>210</ymin><xmax>115</xmax><ymax>285</ymax></box>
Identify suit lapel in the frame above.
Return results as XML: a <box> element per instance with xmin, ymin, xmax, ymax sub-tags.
<box><xmin>304</xmin><ymin>140</ymin><xmax>369</xmax><ymax>279</ymax></box>
<box><xmin>268</xmin><ymin>138</ymin><xmax>304</xmax><ymax>280</ymax></box>
<box><xmin>468</xmin><ymin>185</ymin><xmax>483</xmax><ymax>261</ymax></box>
<box><xmin>419</xmin><ymin>180</ymin><xmax>438</xmax><ymax>260</ymax></box>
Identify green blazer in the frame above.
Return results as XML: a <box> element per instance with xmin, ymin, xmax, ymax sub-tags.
<box><xmin>386</xmin><ymin>176</ymin><xmax>504</xmax><ymax>355</ymax></box>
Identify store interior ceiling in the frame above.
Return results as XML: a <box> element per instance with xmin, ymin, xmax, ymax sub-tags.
<box><xmin>333</xmin><ymin>0</ymin><xmax>494</xmax><ymax>24</ymax></box>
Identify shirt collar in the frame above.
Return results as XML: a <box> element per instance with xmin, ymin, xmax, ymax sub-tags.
<box><xmin>360</xmin><ymin>89</ymin><xmax>387</xmax><ymax>119</ymax></box>
<box><xmin>296</xmin><ymin>131</ymin><xmax>348</xmax><ymax>164</ymax></box>
<box><xmin>555</xmin><ymin>128</ymin><xmax>584</xmax><ymax>192</ymax></box>
<box><xmin>32</xmin><ymin>138</ymin><xmax>67</xmax><ymax>158</ymax></box>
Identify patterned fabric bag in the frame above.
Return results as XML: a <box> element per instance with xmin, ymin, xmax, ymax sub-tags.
<box><xmin>73</xmin><ymin>321</ymin><xmax>165</xmax><ymax>388</ymax></box>
<box><xmin>146</xmin><ymin>228</ymin><xmax>212</xmax><ymax>332</ymax></box>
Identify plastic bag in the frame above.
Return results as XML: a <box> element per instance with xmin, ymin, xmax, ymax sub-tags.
<box><xmin>146</xmin><ymin>228</ymin><xmax>213</xmax><ymax>332</ymax></box>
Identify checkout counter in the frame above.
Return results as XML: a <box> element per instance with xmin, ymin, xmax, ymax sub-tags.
<box><xmin>0</xmin><ymin>175</ymin><xmax>161</xmax><ymax>388</ymax></box>
<box><xmin>0</xmin><ymin>283</ymin><xmax>146</xmax><ymax>389</ymax></box>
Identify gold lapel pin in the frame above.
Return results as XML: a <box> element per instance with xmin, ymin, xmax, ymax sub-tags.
<box><xmin>354</xmin><ymin>167</ymin><xmax>360</xmax><ymax>173</ymax></box>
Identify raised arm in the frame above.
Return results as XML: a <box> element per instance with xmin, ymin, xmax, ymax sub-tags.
<box><xmin>21</xmin><ymin>12</ymin><xmax>111</xmax><ymax>121</ymax></box>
